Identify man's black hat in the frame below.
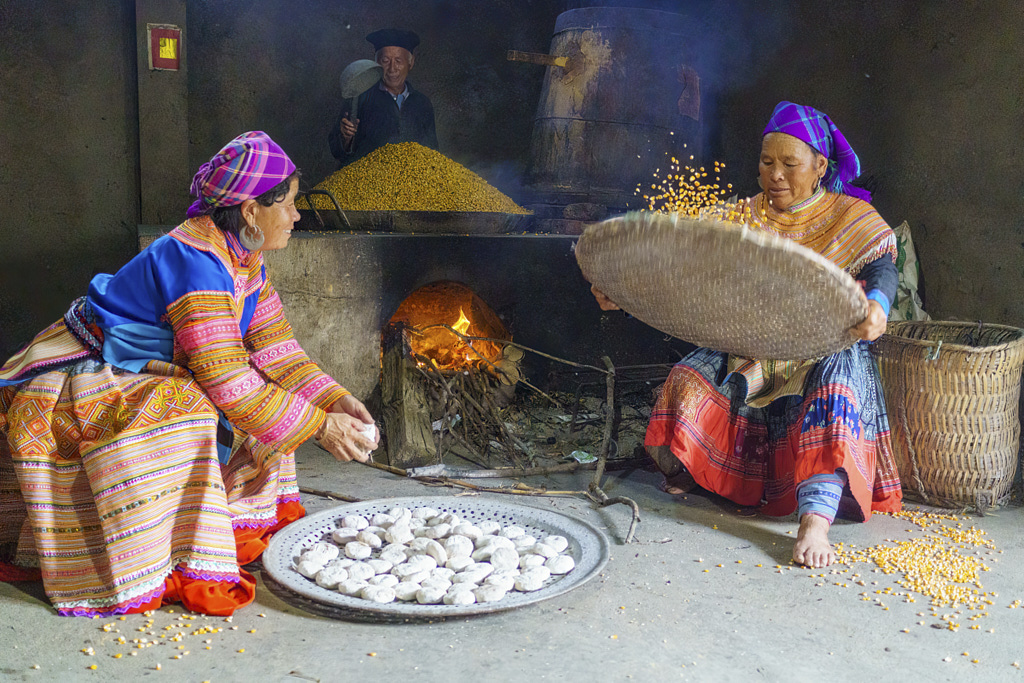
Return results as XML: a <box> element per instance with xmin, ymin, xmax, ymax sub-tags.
<box><xmin>366</xmin><ymin>29</ymin><xmax>420</xmax><ymax>53</ymax></box>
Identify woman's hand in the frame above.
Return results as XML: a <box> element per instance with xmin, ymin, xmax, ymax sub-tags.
<box><xmin>316</xmin><ymin>412</ymin><xmax>377</xmax><ymax>463</ymax></box>
<box><xmin>316</xmin><ymin>395</ymin><xmax>378</xmax><ymax>463</ymax></box>
<box><xmin>849</xmin><ymin>300</ymin><xmax>887</xmax><ymax>342</ymax></box>
<box><xmin>590</xmin><ymin>284</ymin><xmax>621</xmax><ymax>311</ymax></box>
<box><xmin>329</xmin><ymin>394</ymin><xmax>374</xmax><ymax>423</ymax></box>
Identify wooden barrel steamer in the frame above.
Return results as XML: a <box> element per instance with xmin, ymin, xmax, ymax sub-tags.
<box><xmin>872</xmin><ymin>321</ymin><xmax>1024</xmax><ymax>512</ymax></box>
<box><xmin>525</xmin><ymin>8</ymin><xmax>704</xmax><ymax>212</ymax></box>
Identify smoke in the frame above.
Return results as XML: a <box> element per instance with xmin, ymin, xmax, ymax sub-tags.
<box><xmin>538</xmin><ymin>0</ymin><xmax>798</xmax><ymax>195</ymax></box>
<box><xmin>467</xmin><ymin>159</ymin><xmax>530</xmax><ymax>207</ymax></box>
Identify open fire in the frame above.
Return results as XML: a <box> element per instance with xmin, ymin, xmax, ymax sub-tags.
<box><xmin>388</xmin><ymin>281</ymin><xmax>509</xmax><ymax>372</ymax></box>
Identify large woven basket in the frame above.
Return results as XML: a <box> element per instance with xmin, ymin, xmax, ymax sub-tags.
<box><xmin>872</xmin><ymin>321</ymin><xmax>1024</xmax><ymax>511</ymax></box>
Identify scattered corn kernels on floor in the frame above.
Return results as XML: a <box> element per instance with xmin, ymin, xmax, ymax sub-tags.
<box><xmin>299</xmin><ymin>142</ymin><xmax>530</xmax><ymax>214</ymax></box>
<box><xmin>818</xmin><ymin>507</ymin><xmax>1015</xmax><ymax>632</ymax></box>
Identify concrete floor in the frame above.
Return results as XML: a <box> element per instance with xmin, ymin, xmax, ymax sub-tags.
<box><xmin>3</xmin><ymin>442</ymin><xmax>1024</xmax><ymax>683</ymax></box>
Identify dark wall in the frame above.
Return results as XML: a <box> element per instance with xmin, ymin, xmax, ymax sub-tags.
<box><xmin>685</xmin><ymin>1</ymin><xmax>1024</xmax><ymax>324</ymax></box>
<box><xmin>0</xmin><ymin>1</ymin><xmax>139</xmax><ymax>355</ymax></box>
<box><xmin>4</xmin><ymin>0</ymin><xmax>1024</xmax><ymax>358</ymax></box>
<box><xmin>188</xmin><ymin>0</ymin><xmax>1024</xmax><ymax>328</ymax></box>
<box><xmin>186</xmin><ymin>0</ymin><xmax>562</xmax><ymax>197</ymax></box>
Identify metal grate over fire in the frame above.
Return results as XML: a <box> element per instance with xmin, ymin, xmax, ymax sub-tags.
<box><xmin>379</xmin><ymin>280</ymin><xmax>673</xmax><ymax>486</ymax></box>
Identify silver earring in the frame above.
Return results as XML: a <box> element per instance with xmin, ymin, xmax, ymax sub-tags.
<box><xmin>756</xmin><ymin>176</ymin><xmax>764</xmax><ymax>190</ymax></box>
<box><xmin>813</xmin><ymin>176</ymin><xmax>821</xmax><ymax>193</ymax></box>
<box><xmin>240</xmin><ymin>222</ymin><xmax>264</xmax><ymax>251</ymax></box>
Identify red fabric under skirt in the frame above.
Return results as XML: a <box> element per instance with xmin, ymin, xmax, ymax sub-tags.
<box><xmin>0</xmin><ymin>499</ymin><xmax>304</xmax><ymax>616</ymax></box>
<box><xmin>646</xmin><ymin>346</ymin><xmax>902</xmax><ymax>520</ymax></box>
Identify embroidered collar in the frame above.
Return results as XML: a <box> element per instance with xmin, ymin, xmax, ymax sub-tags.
<box><xmin>784</xmin><ymin>187</ymin><xmax>826</xmax><ymax>214</ymax></box>
<box><xmin>224</xmin><ymin>228</ymin><xmax>256</xmax><ymax>264</ymax></box>
<box><xmin>173</xmin><ymin>217</ymin><xmax>262</xmax><ymax>272</ymax></box>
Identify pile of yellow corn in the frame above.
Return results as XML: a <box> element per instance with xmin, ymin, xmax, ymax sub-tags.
<box><xmin>299</xmin><ymin>142</ymin><xmax>530</xmax><ymax>214</ymax></box>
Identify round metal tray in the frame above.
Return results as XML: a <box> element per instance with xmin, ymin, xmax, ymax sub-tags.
<box><xmin>263</xmin><ymin>496</ymin><xmax>610</xmax><ymax>622</ymax></box>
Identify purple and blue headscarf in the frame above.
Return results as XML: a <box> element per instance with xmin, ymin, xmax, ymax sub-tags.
<box><xmin>186</xmin><ymin>131</ymin><xmax>296</xmax><ymax>218</ymax></box>
<box><xmin>762</xmin><ymin>101</ymin><xmax>871</xmax><ymax>202</ymax></box>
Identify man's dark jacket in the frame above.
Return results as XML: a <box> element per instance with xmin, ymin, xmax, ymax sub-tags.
<box><xmin>328</xmin><ymin>81</ymin><xmax>438</xmax><ymax>167</ymax></box>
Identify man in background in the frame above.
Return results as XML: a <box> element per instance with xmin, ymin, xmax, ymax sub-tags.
<box><xmin>329</xmin><ymin>28</ymin><xmax>439</xmax><ymax>166</ymax></box>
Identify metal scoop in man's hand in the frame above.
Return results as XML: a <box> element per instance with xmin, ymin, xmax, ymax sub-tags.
<box><xmin>339</xmin><ymin>59</ymin><xmax>383</xmax><ymax>123</ymax></box>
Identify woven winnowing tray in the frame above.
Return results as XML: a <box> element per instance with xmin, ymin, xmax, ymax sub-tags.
<box><xmin>575</xmin><ymin>212</ymin><xmax>868</xmax><ymax>360</ymax></box>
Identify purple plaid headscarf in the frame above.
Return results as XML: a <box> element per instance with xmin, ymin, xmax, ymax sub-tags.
<box><xmin>186</xmin><ymin>131</ymin><xmax>296</xmax><ymax>218</ymax></box>
<box><xmin>762</xmin><ymin>101</ymin><xmax>871</xmax><ymax>202</ymax></box>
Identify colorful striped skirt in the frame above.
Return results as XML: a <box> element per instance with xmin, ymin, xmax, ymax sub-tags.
<box><xmin>645</xmin><ymin>344</ymin><xmax>902</xmax><ymax>520</ymax></box>
<box><xmin>0</xmin><ymin>358</ymin><xmax>303</xmax><ymax>616</ymax></box>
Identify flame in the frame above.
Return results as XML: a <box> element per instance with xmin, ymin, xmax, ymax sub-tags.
<box><xmin>408</xmin><ymin>307</ymin><xmax>502</xmax><ymax>372</ymax></box>
<box><xmin>389</xmin><ymin>282</ymin><xmax>509</xmax><ymax>373</ymax></box>
<box><xmin>452</xmin><ymin>308</ymin><xmax>471</xmax><ymax>336</ymax></box>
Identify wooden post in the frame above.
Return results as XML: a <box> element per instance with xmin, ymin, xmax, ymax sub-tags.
<box><xmin>381</xmin><ymin>323</ymin><xmax>437</xmax><ymax>468</ymax></box>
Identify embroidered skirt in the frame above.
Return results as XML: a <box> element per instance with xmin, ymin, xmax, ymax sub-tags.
<box><xmin>0</xmin><ymin>356</ymin><xmax>302</xmax><ymax>616</ymax></box>
<box><xmin>645</xmin><ymin>343</ymin><xmax>902</xmax><ymax>520</ymax></box>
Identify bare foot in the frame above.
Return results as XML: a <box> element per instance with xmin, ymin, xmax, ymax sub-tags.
<box><xmin>659</xmin><ymin>480</ymin><xmax>687</xmax><ymax>495</ymax></box>
<box><xmin>658</xmin><ymin>471</ymin><xmax>696</xmax><ymax>495</ymax></box>
<box><xmin>792</xmin><ymin>514</ymin><xmax>836</xmax><ymax>568</ymax></box>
